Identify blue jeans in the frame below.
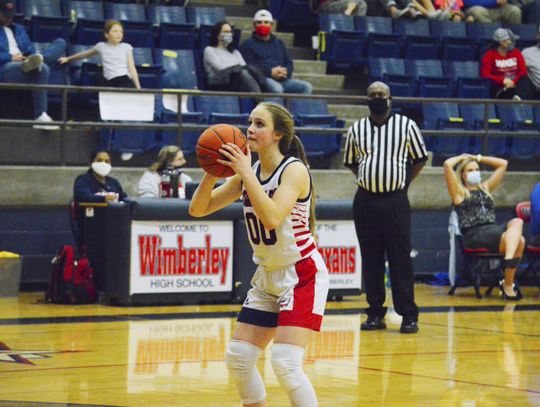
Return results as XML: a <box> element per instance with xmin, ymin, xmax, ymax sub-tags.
<box><xmin>0</xmin><ymin>38</ymin><xmax>66</xmax><ymax>118</ymax></box>
<box><xmin>264</xmin><ymin>77</ymin><xmax>313</xmax><ymax>94</ymax></box>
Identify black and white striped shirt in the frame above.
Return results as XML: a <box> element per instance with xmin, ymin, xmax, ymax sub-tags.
<box><xmin>343</xmin><ymin>114</ymin><xmax>428</xmax><ymax>194</ymax></box>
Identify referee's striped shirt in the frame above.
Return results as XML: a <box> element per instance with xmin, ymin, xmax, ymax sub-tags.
<box><xmin>343</xmin><ymin>114</ymin><xmax>428</xmax><ymax>194</ymax></box>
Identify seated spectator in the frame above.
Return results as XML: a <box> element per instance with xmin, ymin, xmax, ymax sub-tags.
<box><xmin>531</xmin><ymin>182</ymin><xmax>540</xmax><ymax>246</ymax></box>
<box><xmin>480</xmin><ymin>28</ymin><xmax>530</xmax><ymax>100</ymax></box>
<box><xmin>138</xmin><ymin>146</ymin><xmax>192</xmax><ymax>199</ymax></box>
<box><xmin>411</xmin><ymin>0</ymin><xmax>473</xmax><ymax>21</ymax></box>
<box><xmin>521</xmin><ymin>21</ymin><xmax>540</xmax><ymax>100</ymax></box>
<box><xmin>379</xmin><ymin>0</ymin><xmax>424</xmax><ymax>18</ymax></box>
<box><xmin>463</xmin><ymin>0</ymin><xmax>521</xmax><ymax>24</ymax></box>
<box><xmin>444</xmin><ymin>153</ymin><xmax>525</xmax><ymax>300</ymax></box>
<box><xmin>312</xmin><ymin>0</ymin><xmax>368</xmax><ymax>16</ymax></box>
<box><xmin>73</xmin><ymin>150</ymin><xmax>126</xmax><ymax>246</ymax></box>
<box><xmin>0</xmin><ymin>0</ymin><xmax>66</xmax><ymax>130</ymax></box>
<box><xmin>59</xmin><ymin>20</ymin><xmax>140</xmax><ymax>89</ymax></box>
<box><xmin>240</xmin><ymin>10</ymin><xmax>313</xmax><ymax>95</ymax></box>
<box><xmin>203</xmin><ymin>21</ymin><xmax>262</xmax><ymax>93</ymax></box>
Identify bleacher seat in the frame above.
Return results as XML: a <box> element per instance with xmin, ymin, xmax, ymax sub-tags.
<box><xmin>406</xmin><ymin>59</ymin><xmax>453</xmax><ymax>97</ymax></box>
<box><xmin>429</xmin><ymin>20</ymin><xmax>467</xmax><ymax>39</ymax></box>
<box><xmin>443</xmin><ymin>61</ymin><xmax>490</xmax><ymax>98</ymax></box>
<box><xmin>154</xmin><ymin>49</ymin><xmax>197</xmax><ymax>89</ymax></box>
<box><xmin>393</xmin><ymin>19</ymin><xmax>430</xmax><ymax>37</ymax></box>
<box><xmin>368</xmin><ymin>57</ymin><xmax>406</xmax><ymax>80</ymax></box>
<box><xmin>186</xmin><ymin>6</ymin><xmax>225</xmax><ymax>27</ymax></box>
<box><xmin>467</xmin><ymin>22</ymin><xmax>501</xmax><ymax>53</ymax></box>
<box><xmin>132</xmin><ymin>47</ymin><xmax>163</xmax><ymax>89</ymax></box>
<box><xmin>422</xmin><ymin>102</ymin><xmax>468</xmax><ymax>155</ymax></box>
<box><xmin>356</xmin><ymin>16</ymin><xmax>393</xmax><ymax>34</ymax></box>
<box><xmin>104</xmin><ymin>3</ymin><xmax>154</xmax><ymax>48</ymax></box>
<box><xmin>318</xmin><ymin>15</ymin><xmax>363</xmax><ymax>72</ymax></box>
<box><xmin>24</xmin><ymin>0</ymin><xmax>70</xmax><ymax>42</ymax></box>
<box><xmin>431</xmin><ymin>21</ymin><xmax>476</xmax><ymax>61</ymax></box>
<box><xmin>394</xmin><ymin>20</ymin><xmax>438</xmax><ymax>61</ymax></box>
<box><xmin>460</xmin><ymin>103</ymin><xmax>508</xmax><ymax>156</ymax></box>
<box><xmin>288</xmin><ymin>98</ymin><xmax>342</xmax><ymax>158</ymax></box>
<box><xmin>269</xmin><ymin>0</ymin><xmax>317</xmax><ymax>31</ymax></box>
<box><xmin>69</xmin><ymin>1</ymin><xmax>105</xmax><ymax>45</ymax></box>
<box><xmin>159</xmin><ymin>96</ymin><xmax>203</xmax><ymax>155</ymax></box>
<box><xmin>147</xmin><ymin>5</ymin><xmax>196</xmax><ymax>49</ymax></box>
<box><xmin>444</xmin><ymin>61</ymin><xmax>479</xmax><ymax>79</ymax></box>
<box><xmin>507</xmin><ymin>23</ymin><xmax>537</xmax><ymax>49</ymax></box>
<box><xmin>193</xmin><ymin>95</ymin><xmax>248</xmax><ymax>125</ymax></box>
<box><xmin>104</xmin><ymin>2</ymin><xmax>147</xmax><ymax>23</ymax></box>
<box><xmin>497</xmin><ymin>104</ymin><xmax>540</xmax><ymax>159</ymax></box>
<box><xmin>357</xmin><ymin>16</ymin><xmax>401</xmax><ymax>59</ymax></box>
<box><xmin>33</xmin><ymin>41</ymin><xmax>68</xmax><ymax>104</ymax></box>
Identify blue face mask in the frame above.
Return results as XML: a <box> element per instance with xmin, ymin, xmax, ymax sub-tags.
<box><xmin>466</xmin><ymin>170</ymin><xmax>481</xmax><ymax>185</ymax></box>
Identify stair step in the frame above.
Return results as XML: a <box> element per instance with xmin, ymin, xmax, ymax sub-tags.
<box><xmin>328</xmin><ymin>104</ymin><xmax>369</xmax><ymax>120</ymax></box>
<box><xmin>289</xmin><ymin>46</ymin><xmax>316</xmax><ymax>60</ymax></box>
<box><xmin>228</xmin><ymin>16</ymin><xmax>256</xmax><ymax>32</ymax></box>
<box><xmin>293</xmin><ymin>59</ymin><xmax>326</xmax><ymax>75</ymax></box>
<box><xmin>293</xmin><ymin>73</ymin><xmax>344</xmax><ymax>91</ymax></box>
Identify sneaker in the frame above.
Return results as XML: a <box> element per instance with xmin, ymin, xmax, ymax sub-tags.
<box><xmin>512</xmin><ymin>95</ymin><xmax>521</xmax><ymax>101</ymax></box>
<box><xmin>393</xmin><ymin>6</ymin><xmax>411</xmax><ymax>19</ymax></box>
<box><xmin>121</xmin><ymin>153</ymin><xmax>134</xmax><ymax>161</ymax></box>
<box><xmin>400</xmin><ymin>318</ymin><xmax>419</xmax><ymax>334</ymax></box>
<box><xmin>360</xmin><ymin>316</ymin><xmax>387</xmax><ymax>331</ymax></box>
<box><xmin>22</xmin><ymin>54</ymin><xmax>43</xmax><ymax>73</ymax></box>
<box><xmin>33</xmin><ymin>112</ymin><xmax>60</xmax><ymax>131</ymax></box>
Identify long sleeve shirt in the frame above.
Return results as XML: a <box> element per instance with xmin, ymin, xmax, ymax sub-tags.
<box><xmin>0</xmin><ymin>23</ymin><xmax>35</xmax><ymax>67</ymax></box>
<box><xmin>480</xmin><ymin>48</ymin><xmax>528</xmax><ymax>88</ymax></box>
<box><xmin>239</xmin><ymin>34</ymin><xmax>293</xmax><ymax>78</ymax></box>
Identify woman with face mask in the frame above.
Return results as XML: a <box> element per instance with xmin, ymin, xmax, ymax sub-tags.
<box><xmin>72</xmin><ymin>150</ymin><xmax>127</xmax><ymax>246</ymax></box>
<box><xmin>203</xmin><ymin>21</ymin><xmax>262</xmax><ymax>92</ymax></box>
<box><xmin>444</xmin><ymin>153</ymin><xmax>525</xmax><ymax>300</ymax></box>
<box><xmin>137</xmin><ymin>145</ymin><xmax>192</xmax><ymax>199</ymax></box>
<box><xmin>480</xmin><ymin>28</ymin><xmax>532</xmax><ymax>100</ymax></box>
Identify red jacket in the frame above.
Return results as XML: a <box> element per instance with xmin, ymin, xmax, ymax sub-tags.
<box><xmin>480</xmin><ymin>48</ymin><xmax>527</xmax><ymax>88</ymax></box>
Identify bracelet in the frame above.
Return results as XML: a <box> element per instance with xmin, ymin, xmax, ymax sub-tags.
<box><xmin>476</xmin><ymin>154</ymin><xmax>482</xmax><ymax>163</ymax></box>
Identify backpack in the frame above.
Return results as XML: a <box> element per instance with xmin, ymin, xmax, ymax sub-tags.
<box><xmin>45</xmin><ymin>245</ymin><xmax>98</xmax><ymax>304</ymax></box>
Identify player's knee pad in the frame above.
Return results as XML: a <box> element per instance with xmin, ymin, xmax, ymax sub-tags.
<box><xmin>271</xmin><ymin>343</ymin><xmax>306</xmax><ymax>391</ymax></box>
<box><xmin>224</xmin><ymin>340</ymin><xmax>261</xmax><ymax>382</ymax></box>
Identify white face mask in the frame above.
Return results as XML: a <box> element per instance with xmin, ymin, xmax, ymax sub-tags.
<box><xmin>466</xmin><ymin>170</ymin><xmax>481</xmax><ymax>185</ymax></box>
<box><xmin>92</xmin><ymin>161</ymin><xmax>112</xmax><ymax>177</ymax></box>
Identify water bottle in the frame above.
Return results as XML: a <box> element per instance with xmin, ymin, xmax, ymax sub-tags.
<box><xmin>159</xmin><ymin>169</ymin><xmax>172</xmax><ymax>198</ymax></box>
<box><xmin>170</xmin><ymin>170</ymin><xmax>180</xmax><ymax>198</ymax></box>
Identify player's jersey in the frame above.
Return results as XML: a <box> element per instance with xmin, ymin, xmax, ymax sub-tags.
<box><xmin>242</xmin><ymin>156</ymin><xmax>316</xmax><ymax>268</ymax></box>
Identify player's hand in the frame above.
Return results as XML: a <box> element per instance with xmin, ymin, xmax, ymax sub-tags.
<box><xmin>217</xmin><ymin>142</ymin><xmax>252</xmax><ymax>177</ymax></box>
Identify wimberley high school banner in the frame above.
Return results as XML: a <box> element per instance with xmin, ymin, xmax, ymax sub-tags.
<box><xmin>130</xmin><ymin>220</ymin><xmax>234</xmax><ymax>294</ymax></box>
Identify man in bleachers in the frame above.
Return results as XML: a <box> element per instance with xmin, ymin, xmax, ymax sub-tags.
<box><xmin>0</xmin><ymin>0</ymin><xmax>66</xmax><ymax>129</ymax></box>
<box><xmin>379</xmin><ymin>0</ymin><xmax>424</xmax><ymax>18</ymax></box>
<box><xmin>522</xmin><ymin>20</ymin><xmax>540</xmax><ymax>99</ymax></box>
<box><xmin>240</xmin><ymin>10</ymin><xmax>313</xmax><ymax>95</ymax></box>
<box><xmin>463</xmin><ymin>0</ymin><xmax>521</xmax><ymax>24</ymax></box>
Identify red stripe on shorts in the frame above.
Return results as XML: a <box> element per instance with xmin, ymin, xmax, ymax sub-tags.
<box><xmin>278</xmin><ymin>256</ymin><xmax>323</xmax><ymax>331</ymax></box>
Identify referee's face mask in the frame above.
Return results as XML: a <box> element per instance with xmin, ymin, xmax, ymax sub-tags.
<box><xmin>367</xmin><ymin>96</ymin><xmax>391</xmax><ymax>116</ymax></box>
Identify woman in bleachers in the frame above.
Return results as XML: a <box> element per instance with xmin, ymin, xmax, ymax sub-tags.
<box><xmin>444</xmin><ymin>153</ymin><xmax>525</xmax><ymax>300</ymax></box>
<box><xmin>410</xmin><ymin>0</ymin><xmax>473</xmax><ymax>21</ymax></box>
<box><xmin>203</xmin><ymin>21</ymin><xmax>262</xmax><ymax>93</ymax></box>
<box><xmin>58</xmin><ymin>20</ymin><xmax>141</xmax><ymax>89</ymax></box>
<box><xmin>480</xmin><ymin>28</ymin><xmax>530</xmax><ymax>100</ymax></box>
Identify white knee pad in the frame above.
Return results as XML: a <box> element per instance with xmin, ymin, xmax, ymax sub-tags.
<box><xmin>224</xmin><ymin>340</ymin><xmax>266</xmax><ymax>404</ymax></box>
<box><xmin>271</xmin><ymin>343</ymin><xmax>317</xmax><ymax>407</ymax></box>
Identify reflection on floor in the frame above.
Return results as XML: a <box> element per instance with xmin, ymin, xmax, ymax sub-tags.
<box><xmin>1</xmin><ymin>285</ymin><xmax>540</xmax><ymax>406</ymax></box>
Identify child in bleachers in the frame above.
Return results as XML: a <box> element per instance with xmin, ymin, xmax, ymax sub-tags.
<box><xmin>58</xmin><ymin>20</ymin><xmax>141</xmax><ymax>89</ymax></box>
<box><xmin>410</xmin><ymin>0</ymin><xmax>473</xmax><ymax>21</ymax></box>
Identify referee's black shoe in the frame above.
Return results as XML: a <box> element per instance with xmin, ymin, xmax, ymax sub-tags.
<box><xmin>360</xmin><ymin>316</ymin><xmax>386</xmax><ymax>331</ymax></box>
<box><xmin>400</xmin><ymin>318</ymin><xmax>419</xmax><ymax>334</ymax></box>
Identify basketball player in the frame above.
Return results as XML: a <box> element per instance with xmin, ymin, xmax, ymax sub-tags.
<box><xmin>189</xmin><ymin>102</ymin><xmax>329</xmax><ymax>407</ymax></box>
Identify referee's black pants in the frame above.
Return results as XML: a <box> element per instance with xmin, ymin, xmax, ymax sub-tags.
<box><xmin>353</xmin><ymin>187</ymin><xmax>419</xmax><ymax>321</ymax></box>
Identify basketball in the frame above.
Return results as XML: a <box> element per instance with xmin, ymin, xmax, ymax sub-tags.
<box><xmin>196</xmin><ymin>124</ymin><xmax>248</xmax><ymax>178</ymax></box>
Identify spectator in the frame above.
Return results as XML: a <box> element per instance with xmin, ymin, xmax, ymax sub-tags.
<box><xmin>240</xmin><ymin>10</ymin><xmax>313</xmax><ymax>95</ymax></box>
<box><xmin>410</xmin><ymin>0</ymin><xmax>473</xmax><ymax>21</ymax></box>
<box><xmin>531</xmin><ymin>182</ymin><xmax>540</xmax><ymax>246</ymax></box>
<box><xmin>443</xmin><ymin>153</ymin><xmax>525</xmax><ymax>300</ymax></box>
<box><xmin>312</xmin><ymin>0</ymin><xmax>368</xmax><ymax>16</ymax></box>
<box><xmin>73</xmin><ymin>150</ymin><xmax>126</xmax><ymax>247</ymax></box>
<box><xmin>521</xmin><ymin>21</ymin><xmax>540</xmax><ymax>99</ymax></box>
<box><xmin>203</xmin><ymin>21</ymin><xmax>262</xmax><ymax>93</ymax></box>
<box><xmin>480</xmin><ymin>28</ymin><xmax>530</xmax><ymax>100</ymax></box>
<box><xmin>137</xmin><ymin>145</ymin><xmax>192</xmax><ymax>199</ymax></box>
<box><xmin>0</xmin><ymin>0</ymin><xmax>66</xmax><ymax>130</ymax></box>
<box><xmin>463</xmin><ymin>0</ymin><xmax>521</xmax><ymax>23</ymax></box>
<box><xmin>59</xmin><ymin>20</ymin><xmax>140</xmax><ymax>89</ymax></box>
<box><xmin>379</xmin><ymin>0</ymin><xmax>424</xmax><ymax>18</ymax></box>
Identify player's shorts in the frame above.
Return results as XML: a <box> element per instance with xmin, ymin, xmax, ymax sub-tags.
<box><xmin>237</xmin><ymin>250</ymin><xmax>329</xmax><ymax>331</ymax></box>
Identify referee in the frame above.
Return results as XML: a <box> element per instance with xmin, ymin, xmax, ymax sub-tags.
<box><xmin>344</xmin><ymin>81</ymin><xmax>428</xmax><ymax>334</ymax></box>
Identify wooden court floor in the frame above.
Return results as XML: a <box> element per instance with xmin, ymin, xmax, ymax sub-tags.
<box><xmin>1</xmin><ymin>285</ymin><xmax>540</xmax><ymax>407</ymax></box>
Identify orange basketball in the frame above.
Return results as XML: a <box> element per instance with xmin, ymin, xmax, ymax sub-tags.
<box><xmin>196</xmin><ymin>124</ymin><xmax>248</xmax><ymax>178</ymax></box>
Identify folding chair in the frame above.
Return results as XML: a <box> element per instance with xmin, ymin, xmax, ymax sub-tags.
<box><xmin>515</xmin><ymin>201</ymin><xmax>540</xmax><ymax>291</ymax></box>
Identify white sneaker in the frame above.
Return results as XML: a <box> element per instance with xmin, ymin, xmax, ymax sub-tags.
<box><xmin>512</xmin><ymin>95</ymin><xmax>521</xmax><ymax>101</ymax></box>
<box><xmin>22</xmin><ymin>54</ymin><xmax>43</xmax><ymax>73</ymax></box>
<box><xmin>33</xmin><ymin>112</ymin><xmax>60</xmax><ymax>130</ymax></box>
<box><xmin>121</xmin><ymin>152</ymin><xmax>134</xmax><ymax>161</ymax></box>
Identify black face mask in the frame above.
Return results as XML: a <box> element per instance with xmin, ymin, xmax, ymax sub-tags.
<box><xmin>368</xmin><ymin>97</ymin><xmax>390</xmax><ymax>116</ymax></box>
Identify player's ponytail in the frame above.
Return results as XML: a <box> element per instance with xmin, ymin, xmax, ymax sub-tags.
<box><xmin>259</xmin><ymin>101</ymin><xmax>316</xmax><ymax>234</ymax></box>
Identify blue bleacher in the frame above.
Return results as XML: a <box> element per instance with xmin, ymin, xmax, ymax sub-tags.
<box><xmin>186</xmin><ymin>6</ymin><xmax>225</xmax><ymax>27</ymax></box>
<box><xmin>154</xmin><ymin>49</ymin><xmax>197</xmax><ymax>89</ymax></box>
<box><xmin>148</xmin><ymin>6</ymin><xmax>196</xmax><ymax>49</ymax></box>
<box><xmin>193</xmin><ymin>95</ymin><xmax>248</xmax><ymax>125</ymax></box>
<box><xmin>422</xmin><ymin>102</ymin><xmax>468</xmax><ymax>155</ymax></box>
<box><xmin>318</xmin><ymin>15</ymin><xmax>363</xmax><ymax>72</ymax></box>
<box><xmin>429</xmin><ymin>20</ymin><xmax>467</xmax><ymax>39</ymax></box>
<box><xmin>460</xmin><ymin>103</ymin><xmax>509</xmax><ymax>156</ymax></box>
<box><xmin>497</xmin><ymin>104</ymin><xmax>540</xmax><ymax>159</ymax></box>
<box><xmin>23</xmin><ymin>0</ymin><xmax>70</xmax><ymax>42</ymax></box>
<box><xmin>33</xmin><ymin>41</ymin><xmax>69</xmax><ymax>104</ymax></box>
<box><xmin>104</xmin><ymin>3</ymin><xmax>154</xmax><ymax>48</ymax></box>
<box><xmin>406</xmin><ymin>59</ymin><xmax>453</xmax><ymax>97</ymax></box>
<box><xmin>269</xmin><ymin>0</ymin><xmax>317</xmax><ymax>31</ymax></box>
<box><xmin>69</xmin><ymin>1</ymin><xmax>105</xmax><ymax>45</ymax></box>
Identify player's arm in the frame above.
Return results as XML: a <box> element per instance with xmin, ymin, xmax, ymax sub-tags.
<box><xmin>244</xmin><ymin>162</ymin><xmax>308</xmax><ymax>230</ymax></box>
<box><xmin>189</xmin><ymin>173</ymin><xmax>242</xmax><ymax>217</ymax></box>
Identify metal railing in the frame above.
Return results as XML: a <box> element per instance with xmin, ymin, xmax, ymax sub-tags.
<box><xmin>1</xmin><ymin>82</ymin><xmax>539</xmax><ymax>164</ymax></box>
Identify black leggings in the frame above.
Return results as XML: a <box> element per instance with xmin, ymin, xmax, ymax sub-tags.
<box><xmin>100</xmin><ymin>75</ymin><xmax>135</xmax><ymax>88</ymax></box>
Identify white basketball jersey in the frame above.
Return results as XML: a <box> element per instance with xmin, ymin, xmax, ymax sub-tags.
<box><xmin>242</xmin><ymin>156</ymin><xmax>316</xmax><ymax>268</ymax></box>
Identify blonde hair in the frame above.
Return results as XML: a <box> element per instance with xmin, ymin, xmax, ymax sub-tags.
<box><xmin>258</xmin><ymin>102</ymin><xmax>316</xmax><ymax>234</ymax></box>
<box><xmin>455</xmin><ymin>158</ymin><xmax>492</xmax><ymax>200</ymax></box>
<box><xmin>149</xmin><ymin>145</ymin><xmax>181</xmax><ymax>173</ymax></box>
<box><xmin>104</xmin><ymin>20</ymin><xmax>123</xmax><ymax>35</ymax></box>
